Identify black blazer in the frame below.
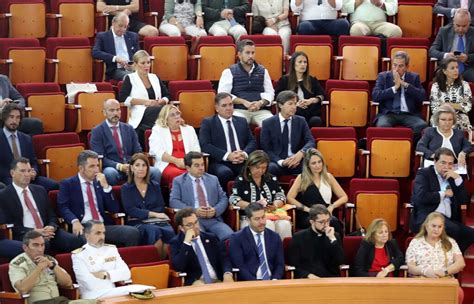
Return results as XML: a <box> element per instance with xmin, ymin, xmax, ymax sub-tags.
<box><xmin>416</xmin><ymin>127</ymin><xmax>472</xmax><ymax>159</ymax></box>
<box><xmin>411</xmin><ymin>166</ymin><xmax>468</xmax><ymax>232</ymax></box>
<box><xmin>289</xmin><ymin>228</ymin><xmax>344</xmax><ymax>278</ymax></box>
<box><xmin>274</xmin><ymin>75</ymin><xmax>325</xmax><ymax>100</ymax></box>
<box><xmin>170</xmin><ymin>231</ymin><xmax>231</xmax><ymax>285</ymax></box>
<box><xmin>353</xmin><ymin>239</ymin><xmax>404</xmax><ymax>277</ymax></box>
<box><xmin>0</xmin><ymin>184</ymin><xmax>58</xmax><ymax>240</ymax></box>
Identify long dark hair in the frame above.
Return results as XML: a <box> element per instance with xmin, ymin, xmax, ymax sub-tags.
<box><xmin>288</xmin><ymin>51</ymin><xmax>312</xmax><ymax>94</ymax></box>
<box><xmin>434</xmin><ymin>57</ymin><xmax>463</xmax><ymax>92</ymax></box>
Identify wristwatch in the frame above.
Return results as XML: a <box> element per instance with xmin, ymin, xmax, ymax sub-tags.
<box><xmin>49</xmin><ymin>261</ymin><xmax>57</xmax><ymax>270</ymax></box>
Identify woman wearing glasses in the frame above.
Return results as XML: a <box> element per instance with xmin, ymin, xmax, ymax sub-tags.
<box><xmin>149</xmin><ymin>104</ymin><xmax>201</xmax><ymax>186</ymax></box>
<box><xmin>287</xmin><ymin>149</ymin><xmax>347</xmax><ymax>236</ymax></box>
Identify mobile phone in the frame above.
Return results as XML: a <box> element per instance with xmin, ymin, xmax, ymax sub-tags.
<box><xmin>454</xmin><ymin>51</ymin><xmax>461</xmax><ymax>56</ymax></box>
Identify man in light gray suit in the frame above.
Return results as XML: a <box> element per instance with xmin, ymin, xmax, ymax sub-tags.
<box><xmin>169</xmin><ymin>151</ymin><xmax>233</xmax><ymax>241</ymax></box>
<box><xmin>434</xmin><ymin>0</ymin><xmax>474</xmax><ymax>25</ymax></box>
<box><xmin>430</xmin><ymin>9</ymin><xmax>474</xmax><ymax>81</ymax></box>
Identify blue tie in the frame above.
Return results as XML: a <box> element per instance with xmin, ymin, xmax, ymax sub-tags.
<box><xmin>193</xmin><ymin>239</ymin><xmax>213</xmax><ymax>284</ymax></box>
<box><xmin>457</xmin><ymin>35</ymin><xmax>465</xmax><ymax>74</ymax></box>
<box><xmin>280</xmin><ymin>119</ymin><xmax>290</xmax><ymax>159</ymax></box>
<box><xmin>257</xmin><ymin>233</ymin><xmax>270</xmax><ymax>280</ymax></box>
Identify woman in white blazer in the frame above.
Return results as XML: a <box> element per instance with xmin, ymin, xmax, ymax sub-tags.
<box><xmin>149</xmin><ymin>104</ymin><xmax>201</xmax><ymax>186</ymax></box>
<box><xmin>118</xmin><ymin>50</ymin><xmax>171</xmax><ymax>148</ymax></box>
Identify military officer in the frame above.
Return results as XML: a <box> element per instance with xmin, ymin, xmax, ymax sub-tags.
<box><xmin>72</xmin><ymin>220</ymin><xmax>148</xmax><ymax>299</ymax></box>
<box><xmin>9</xmin><ymin>230</ymin><xmax>73</xmax><ymax>304</ymax></box>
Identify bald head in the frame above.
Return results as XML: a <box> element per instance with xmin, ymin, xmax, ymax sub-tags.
<box><xmin>103</xmin><ymin>99</ymin><xmax>121</xmax><ymax>125</ymax></box>
<box><xmin>454</xmin><ymin>9</ymin><xmax>471</xmax><ymax>36</ymax></box>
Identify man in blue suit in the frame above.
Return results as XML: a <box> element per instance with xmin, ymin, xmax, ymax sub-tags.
<box><xmin>199</xmin><ymin>92</ymin><xmax>256</xmax><ymax>190</ymax></box>
<box><xmin>229</xmin><ymin>203</ymin><xmax>284</xmax><ymax>281</ymax></box>
<box><xmin>372</xmin><ymin>51</ymin><xmax>427</xmax><ymax>141</ymax></box>
<box><xmin>170</xmin><ymin>208</ymin><xmax>234</xmax><ymax>285</ymax></box>
<box><xmin>260</xmin><ymin>90</ymin><xmax>315</xmax><ymax>177</ymax></box>
<box><xmin>0</xmin><ymin>103</ymin><xmax>58</xmax><ymax>191</ymax></box>
<box><xmin>92</xmin><ymin>13</ymin><xmax>140</xmax><ymax>81</ymax></box>
<box><xmin>58</xmin><ymin>150</ymin><xmax>139</xmax><ymax>247</ymax></box>
<box><xmin>170</xmin><ymin>152</ymin><xmax>233</xmax><ymax>241</ymax></box>
<box><xmin>90</xmin><ymin>99</ymin><xmax>161</xmax><ymax>185</ymax></box>
<box><xmin>0</xmin><ymin>158</ymin><xmax>84</xmax><ymax>253</ymax></box>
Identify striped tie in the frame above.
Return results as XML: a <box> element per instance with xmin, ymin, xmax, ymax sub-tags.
<box><xmin>257</xmin><ymin>233</ymin><xmax>270</xmax><ymax>280</ymax></box>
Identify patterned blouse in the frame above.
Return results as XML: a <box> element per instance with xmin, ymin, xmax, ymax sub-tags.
<box><xmin>229</xmin><ymin>175</ymin><xmax>286</xmax><ymax>206</ymax></box>
<box><xmin>430</xmin><ymin>81</ymin><xmax>472</xmax><ymax>131</ymax></box>
<box><xmin>405</xmin><ymin>237</ymin><xmax>461</xmax><ymax>276</ymax></box>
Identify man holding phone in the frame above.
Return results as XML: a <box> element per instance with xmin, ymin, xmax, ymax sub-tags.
<box><xmin>170</xmin><ymin>208</ymin><xmax>234</xmax><ymax>285</ymax></box>
<box><xmin>58</xmin><ymin>150</ymin><xmax>140</xmax><ymax>247</ymax></box>
<box><xmin>170</xmin><ymin>151</ymin><xmax>233</xmax><ymax>241</ymax></box>
<box><xmin>430</xmin><ymin>9</ymin><xmax>474</xmax><ymax>82</ymax></box>
<box><xmin>411</xmin><ymin>147</ymin><xmax>474</xmax><ymax>252</ymax></box>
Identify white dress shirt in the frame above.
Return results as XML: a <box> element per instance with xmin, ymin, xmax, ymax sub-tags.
<box><xmin>277</xmin><ymin>114</ymin><xmax>293</xmax><ymax>166</ymax></box>
<box><xmin>4</xmin><ymin>127</ymin><xmax>21</xmax><ymax>156</ymax></box>
<box><xmin>249</xmin><ymin>228</ymin><xmax>272</xmax><ymax>279</ymax></box>
<box><xmin>112</xmin><ymin>28</ymin><xmax>129</xmax><ymax>68</ymax></box>
<box><xmin>434</xmin><ymin>167</ymin><xmax>463</xmax><ymax>218</ymax></box>
<box><xmin>76</xmin><ymin>174</ymin><xmax>106</xmax><ymax>223</ymax></box>
<box><xmin>12</xmin><ymin>182</ymin><xmax>43</xmax><ymax>229</ymax></box>
<box><xmin>218</xmin><ymin>115</ymin><xmax>242</xmax><ymax>161</ymax></box>
<box><xmin>185</xmin><ymin>235</ymin><xmax>218</xmax><ymax>280</ymax></box>
<box><xmin>391</xmin><ymin>73</ymin><xmax>409</xmax><ymax>112</ymax></box>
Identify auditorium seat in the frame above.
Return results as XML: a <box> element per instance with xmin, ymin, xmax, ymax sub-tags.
<box><xmin>0</xmin><ymin>38</ymin><xmax>46</xmax><ymax>84</ymax></box>
<box><xmin>340</xmin><ymin>235</ymin><xmax>363</xmax><ymax>277</ymax></box>
<box><xmin>289</xmin><ymin>35</ymin><xmax>333</xmax><ymax>81</ymax></box>
<box><xmin>335</xmin><ymin>36</ymin><xmax>381</xmax><ymax>81</ymax></box>
<box><xmin>190</xmin><ymin>36</ymin><xmax>236</xmax><ymax>81</ymax></box>
<box><xmin>130</xmin><ymin>262</ymin><xmax>170</xmax><ymax>289</ymax></box>
<box><xmin>145</xmin><ymin>0</ymin><xmax>164</xmax><ymax>28</ymax></box>
<box><xmin>47</xmin><ymin>0</ymin><xmax>96</xmax><ymax>38</ymax></box>
<box><xmin>143</xmin><ymin>36</ymin><xmax>188</xmax><ymax>81</ymax></box>
<box><xmin>394</xmin><ymin>1</ymin><xmax>434</xmax><ymax>39</ymax></box>
<box><xmin>0</xmin><ymin>0</ymin><xmax>46</xmax><ymax>38</ymax></box>
<box><xmin>240</xmin><ymin>34</ymin><xmax>284</xmax><ymax>81</ymax></box>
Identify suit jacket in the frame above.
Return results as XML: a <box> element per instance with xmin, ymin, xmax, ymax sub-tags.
<box><xmin>0</xmin><ymin>184</ymin><xmax>57</xmax><ymax>240</ymax></box>
<box><xmin>199</xmin><ymin>115</ymin><xmax>256</xmax><ymax>163</ymax></box>
<box><xmin>0</xmin><ymin>129</ymin><xmax>39</xmax><ymax>183</ymax></box>
<box><xmin>0</xmin><ymin>75</ymin><xmax>25</xmax><ymax>107</ymax></box>
<box><xmin>170</xmin><ymin>231</ymin><xmax>231</xmax><ymax>285</ymax></box>
<box><xmin>90</xmin><ymin>121</ymin><xmax>142</xmax><ymax>169</ymax></box>
<box><xmin>353</xmin><ymin>239</ymin><xmax>404</xmax><ymax>277</ymax></box>
<box><xmin>57</xmin><ymin>175</ymin><xmax>118</xmax><ymax>225</ymax></box>
<box><xmin>202</xmin><ymin>0</ymin><xmax>249</xmax><ymax>31</ymax></box>
<box><xmin>169</xmin><ymin>173</ymin><xmax>228</xmax><ymax>220</ymax></box>
<box><xmin>433</xmin><ymin>0</ymin><xmax>474</xmax><ymax>25</ymax></box>
<box><xmin>92</xmin><ymin>30</ymin><xmax>140</xmax><ymax>79</ymax></box>
<box><xmin>372</xmin><ymin>71</ymin><xmax>426</xmax><ymax>118</ymax></box>
<box><xmin>410</xmin><ymin>166</ymin><xmax>469</xmax><ymax>232</ymax></box>
<box><xmin>229</xmin><ymin>226</ymin><xmax>284</xmax><ymax>281</ymax></box>
<box><xmin>416</xmin><ymin>127</ymin><xmax>472</xmax><ymax>159</ymax></box>
<box><xmin>288</xmin><ymin>228</ymin><xmax>344</xmax><ymax>278</ymax></box>
<box><xmin>429</xmin><ymin>24</ymin><xmax>474</xmax><ymax>65</ymax></box>
<box><xmin>260</xmin><ymin>114</ymin><xmax>315</xmax><ymax>163</ymax></box>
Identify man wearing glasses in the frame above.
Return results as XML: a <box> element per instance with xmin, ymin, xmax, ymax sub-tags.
<box><xmin>170</xmin><ymin>208</ymin><xmax>234</xmax><ymax>286</ymax></box>
<box><xmin>289</xmin><ymin>204</ymin><xmax>344</xmax><ymax>278</ymax></box>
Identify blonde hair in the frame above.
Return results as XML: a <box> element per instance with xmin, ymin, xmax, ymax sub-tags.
<box><xmin>155</xmin><ymin>104</ymin><xmax>186</xmax><ymax>128</ymax></box>
<box><xmin>132</xmin><ymin>50</ymin><xmax>150</xmax><ymax>64</ymax></box>
<box><xmin>364</xmin><ymin>218</ymin><xmax>392</xmax><ymax>244</ymax></box>
<box><xmin>299</xmin><ymin>149</ymin><xmax>329</xmax><ymax>192</ymax></box>
<box><xmin>431</xmin><ymin>103</ymin><xmax>457</xmax><ymax>126</ymax></box>
<box><xmin>415</xmin><ymin>212</ymin><xmax>452</xmax><ymax>252</ymax></box>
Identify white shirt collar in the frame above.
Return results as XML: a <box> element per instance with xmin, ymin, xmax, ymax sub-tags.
<box><xmin>218</xmin><ymin>115</ymin><xmax>233</xmax><ymax>125</ymax></box>
<box><xmin>3</xmin><ymin>127</ymin><xmax>17</xmax><ymax>138</ymax></box>
<box><xmin>12</xmin><ymin>181</ymin><xmax>29</xmax><ymax>194</ymax></box>
<box><xmin>105</xmin><ymin>120</ymin><xmax>119</xmax><ymax>128</ymax></box>
<box><xmin>111</xmin><ymin>27</ymin><xmax>123</xmax><ymax>40</ymax></box>
<box><xmin>279</xmin><ymin>113</ymin><xmax>292</xmax><ymax>123</ymax></box>
<box><xmin>249</xmin><ymin>227</ymin><xmax>265</xmax><ymax>238</ymax></box>
<box><xmin>78</xmin><ymin>173</ymin><xmax>92</xmax><ymax>185</ymax></box>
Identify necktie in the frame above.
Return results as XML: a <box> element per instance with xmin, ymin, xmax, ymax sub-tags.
<box><xmin>226</xmin><ymin>120</ymin><xmax>237</xmax><ymax>152</ymax></box>
<box><xmin>457</xmin><ymin>35</ymin><xmax>465</xmax><ymax>74</ymax></box>
<box><xmin>193</xmin><ymin>239</ymin><xmax>213</xmax><ymax>284</ymax></box>
<box><xmin>112</xmin><ymin>126</ymin><xmax>124</xmax><ymax>160</ymax></box>
<box><xmin>257</xmin><ymin>233</ymin><xmax>270</xmax><ymax>280</ymax></box>
<box><xmin>11</xmin><ymin>134</ymin><xmax>20</xmax><ymax>159</ymax></box>
<box><xmin>280</xmin><ymin>119</ymin><xmax>290</xmax><ymax>159</ymax></box>
<box><xmin>86</xmin><ymin>182</ymin><xmax>100</xmax><ymax>220</ymax></box>
<box><xmin>196</xmin><ymin>178</ymin><xmax>207</xmax><ymax>208</ymax></box>
<box><xmin>23</xmin><ymin>189</ymin><xmax>43</xmax><ymax>229</ymax></box>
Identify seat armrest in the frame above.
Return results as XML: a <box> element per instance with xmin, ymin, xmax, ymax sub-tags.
<box><xmin>339</xmin><ymin>264</ymin><xmax>350</xmax><ymax>277</ymax></box>
<box><xmin>399</xmin><ymin>265</ymin><xmax>408</xmax><ymax>277</ymax></box>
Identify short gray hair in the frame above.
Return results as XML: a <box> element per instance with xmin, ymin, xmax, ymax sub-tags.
<box><xmin>393</xmin><ymin>51</ymin><xmax>410</xmax><ymax>65</ymax></box>
<box><xmin>83</xmin><ymin>220</ymin><xmax>104</xmax><ymax>235</ymax></box>
<box><xmin>454</xmin><ymin>8</ymin><xmax>471</xmax><ymax>20</ymax></box>
<box><xmin>431</xmin><ymin>104</ymin><xmax>457</xmax><ymax>126</ymax></box>
<box><xmin>77</xmin><ymin>150</ymin><xmax>99</xmax><ymax>167</ymax></box>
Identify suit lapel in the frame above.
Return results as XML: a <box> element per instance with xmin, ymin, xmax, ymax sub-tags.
<box><xmin>10</xmin><ymin>186</ymin><xmax>24</xmax><ymax>222</ymax></box>
<box><xmin>118</xmin><ymin>123</ymin><xmax>128</xmax><ymax>156</ymax></box>
<box><xmin>214</xmin><ymin>116</ymin><xmax>226</xmax><ymax>150</ymax></box>
<box><xmin>245</xmin><ymin>227</ymin><xmax>259</xmax><ymax>255</ymax></box>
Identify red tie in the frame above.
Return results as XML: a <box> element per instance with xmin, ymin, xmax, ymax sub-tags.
<box><xmin>196</xmin><ymin>178</ymin><xmax>208</xmax><ymax>208</ymax></box>
<box><xmin>112</xmin><ymin>126</ymin><xmax>124</xmax><ymax>160</ymax></box>
<box><xmin>23</xmin><ymin>189</ymin><xmax>43</xmax><ymax>229</ymax></box>
<box><xmin>86</xmin><ymin>182</ymin><xmax>100</xmax><ymax>220</ymax></box>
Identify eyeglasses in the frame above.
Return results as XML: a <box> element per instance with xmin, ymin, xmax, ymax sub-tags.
<box><xmin>183</xmin><ymin>220</ymin><xmax>199</xmax><ymax>229</ymax></box>
<box><xmin>315</xmin><ymin>219</ymin><xmax>330</xmax><ymax>225</ymax></box>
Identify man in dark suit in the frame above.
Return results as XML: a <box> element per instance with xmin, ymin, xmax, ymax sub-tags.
<box><xmin>289</xmin><ymin>205</ymin><xmax>344</xmax><ymax>278</ymax></box>
<box><xmin>372</xmin><ymin>51</ymin><xmax>427</xmax><ymax>141</ymax></box>
<box><xmin>229</xmin><ymin>203</ymin><xmax>284</xmax><ymax>281</ymax></box>
<box><xmin>260</xmin><ymin>90</ymin><xmax>315</xmax><ymax>177</ymax></box>
<box><xmin>0</xmin><ymin>103</ymin><xmax>58</xmax><ymax>191</ymax></box>
<box><xmin>170</xmin><ymin>152</ymin><xmax>233</xmax><ymax>241</ymax></box>
<box><xmin>90</xmin><ymin>99</ymin><xmax>161</xmax><ymax>185</ymax></box>
<box><xmin>0</xmin><ymin>205</ymin><xmax>23</xmax><ymax>259</ymax></box>
<box><xmin>0</xmin><ymin>158</ymin><xmax>83</xmax><ymax>253</ymax></box>
<box><xmin>170</xmin><ymin>208</ymin><xmax>234</xmax><ymax>285</ymax></box>
<box><xmin>92</xmin><ymin>13</ymin><xmax>140</xmax><ymax>81</ymax></box>
<box><xmin>58</xmin><ymin>150</ymin><xmax>140</xmax><ymax>247</ymax></box>
<box><xmin>434</xmin><ymin>0</ymin><xmax>474</xmax><ymax>25</ymax></box>
<box><xmin>411</xmin><ymin>147</ymin><xmax>474</xmax><ymax>252</ymax></box>
<box><xmin>430</xmin><ymin>9</ymin><xmax>474</xmax><ymax>81</ymax></box>
<box><xmin>199</xmin><ymin>92</ymin><xmax>256</xmax><ymax>190</ymax></box>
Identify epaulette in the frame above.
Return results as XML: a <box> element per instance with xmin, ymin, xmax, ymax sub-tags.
<box><xmin>11</xmin><ymin>256</ymin><xmax>26</xmax><ymax>266</ymax></box>
<box><xmin>72</xmin><ymin>247</ymin><xmax>85</xmax><ymax>254</ymax></box>
<box><xmin>104</xmin><ymin>243</ymin><xmax>116</xmax><ymax>247</ymax></box>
